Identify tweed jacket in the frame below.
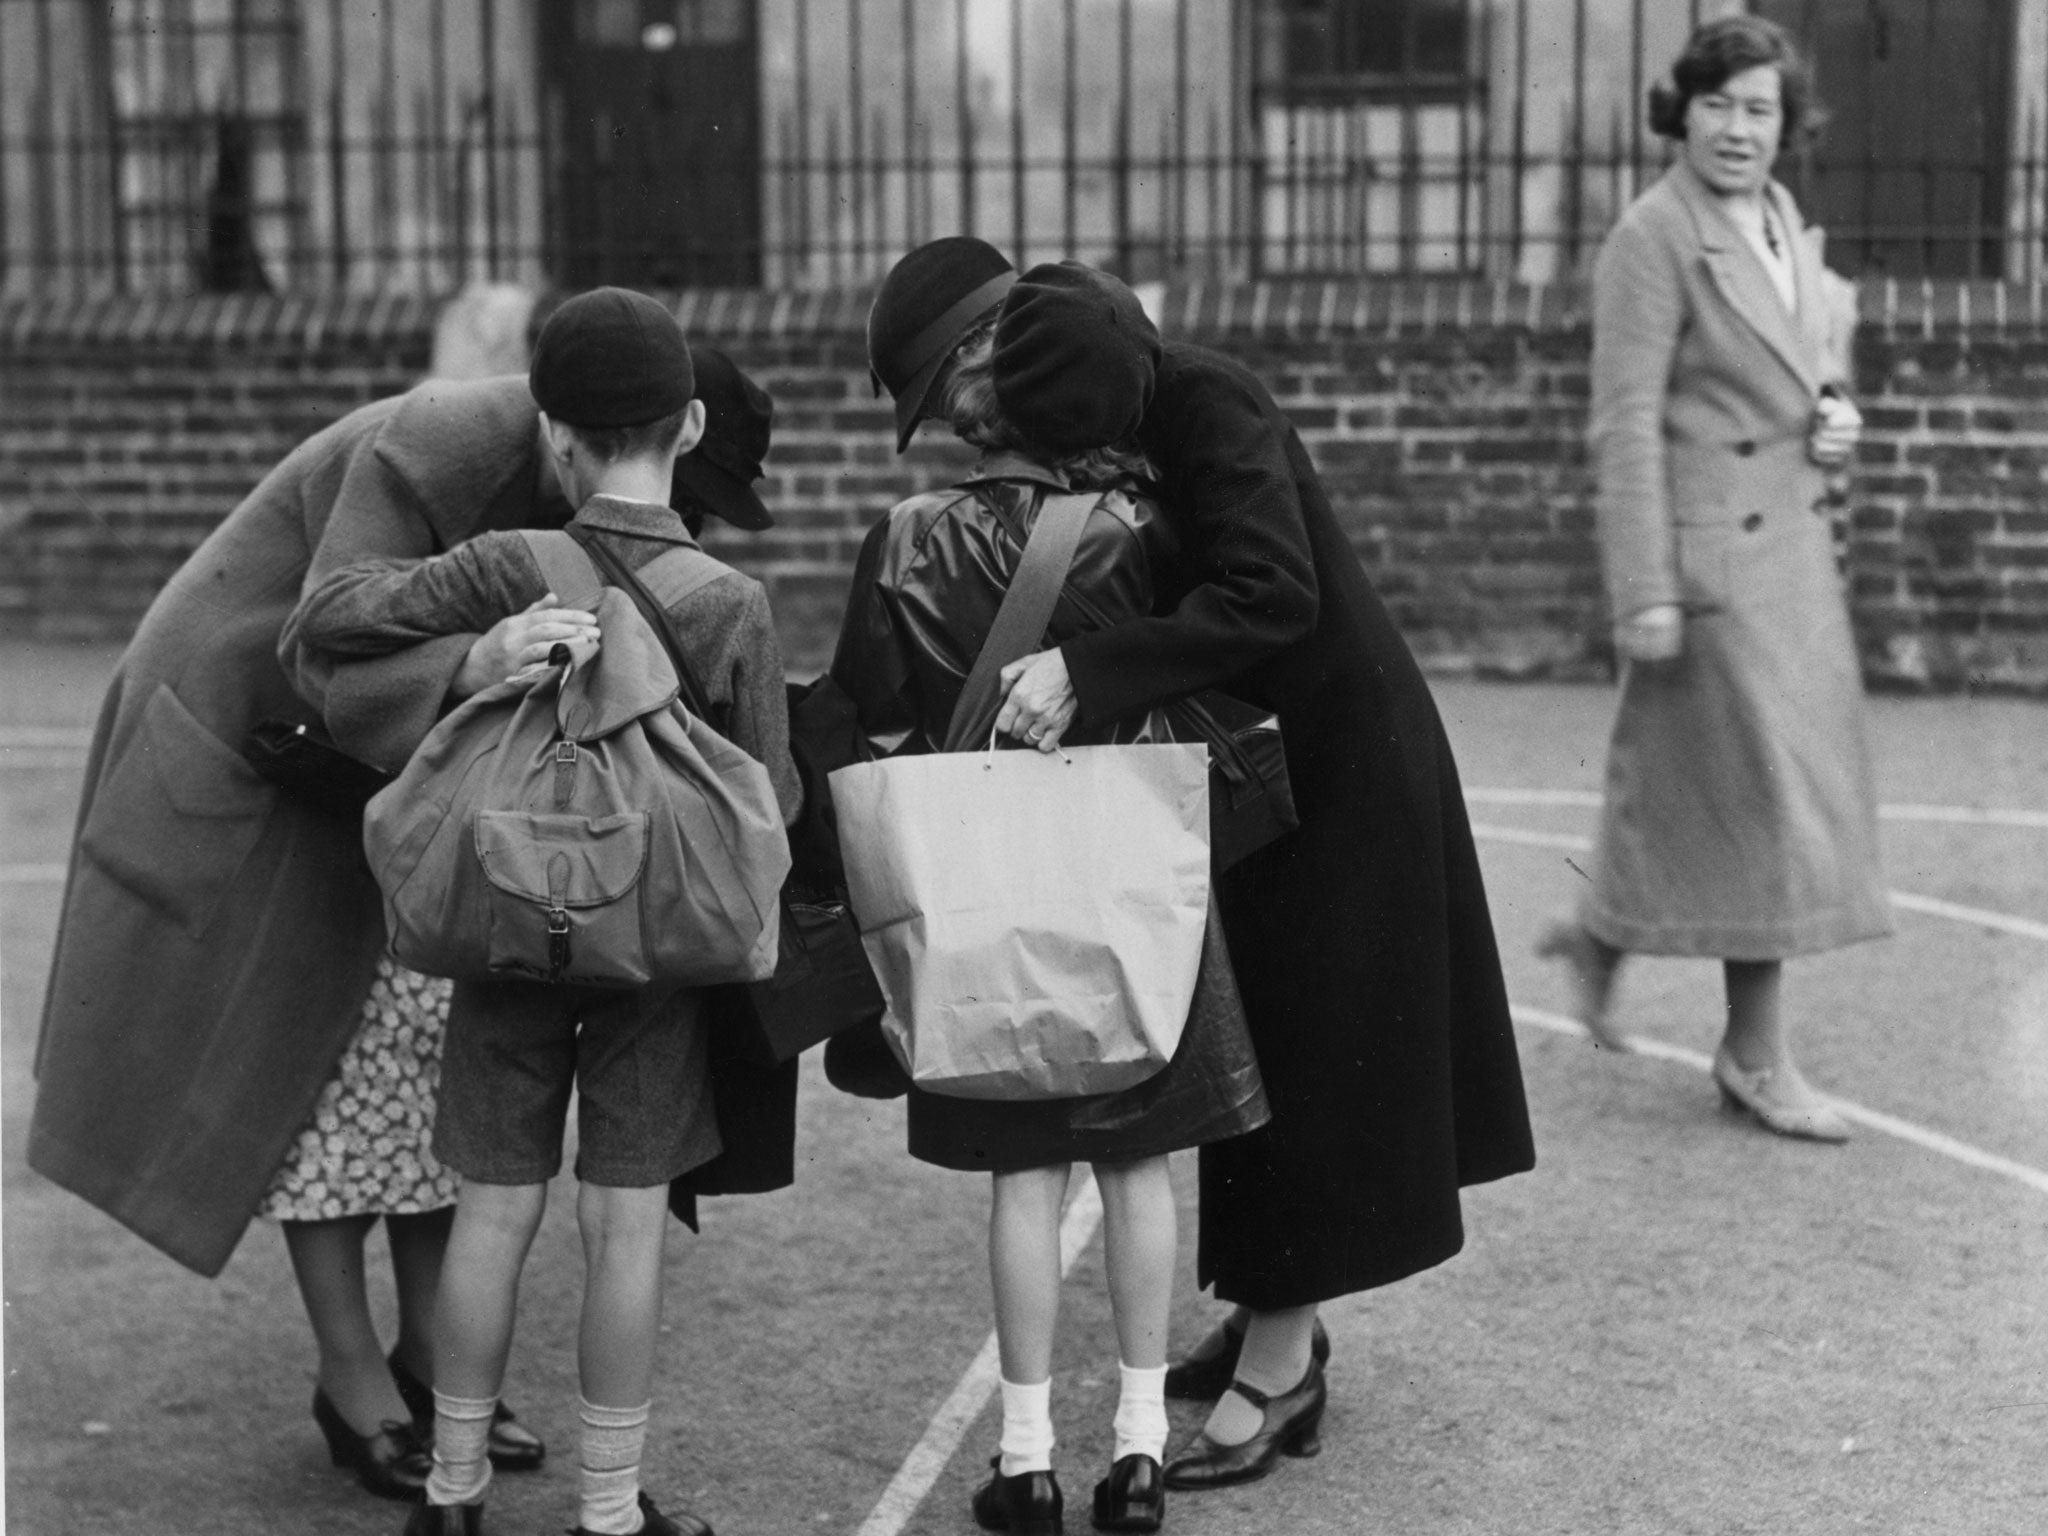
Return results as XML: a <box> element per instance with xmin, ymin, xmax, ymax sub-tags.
<box><xmin>1590</xmin><ymin>158</ymin><xmax>1854</xmax><ymax>622</ymax></box>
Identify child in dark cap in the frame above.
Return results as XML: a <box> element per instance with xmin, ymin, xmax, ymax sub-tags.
<box><xmin>291</xmin><ymin>287</ymin><xmax>799</xmax><ymax>1536</ymax></box>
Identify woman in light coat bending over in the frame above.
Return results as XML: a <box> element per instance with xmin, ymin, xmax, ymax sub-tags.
<box><xmin>1541</xmin><ymin>14</ymin><xmax>1891</xmax><ymax>1140</ymax></box>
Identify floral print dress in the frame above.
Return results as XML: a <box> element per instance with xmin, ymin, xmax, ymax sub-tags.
<box><xmin>257</xmin><ymin>956</ymin><xmax>461</xmax><ymax>1220</ymax></box>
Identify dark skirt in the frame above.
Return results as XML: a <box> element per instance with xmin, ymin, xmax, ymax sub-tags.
<box><xmin>907</xmin><ymin>903</ymin><xmax>1270</xmax><ymax>1173</ymax></box>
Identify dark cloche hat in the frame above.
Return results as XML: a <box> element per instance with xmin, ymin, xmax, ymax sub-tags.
<box><xmin>868</xmin><ymin>236</ymin><xmax>1017</xmax><ymax>453</ymax></box>
<box><xmin>992</xmin><ymin>261</ymin><xmax>1161</xmax><ymax>454</ymax></box>
<box><xmin>530</xmin><ymin>286</ymin><xmax>694</xmax><ymax>429</ymax></box>
<box><xmin>669</xmin><ymin>346</ymin><xmax>775</xmax><ymax>531</ymax></box>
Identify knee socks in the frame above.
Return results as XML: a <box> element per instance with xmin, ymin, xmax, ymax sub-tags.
<box><xmin>578</xmin><ymin>1397</ymin><xmax>652</xmax><ymax>1535</ymax></box>
<box><xmin>1112</xmin><ymin>1362</ymin><xmax>1168</xmax><ymax>1464</ymax></box>
<box><xmin>426</xmin><ymin>1390</ymin><xmax>496</xmax><ymax>1508</ymax></box>
<box><xmin>998</xmin><ymin>1377</ymin><xmax>1055</xmax><ymax>1477</ymax></box>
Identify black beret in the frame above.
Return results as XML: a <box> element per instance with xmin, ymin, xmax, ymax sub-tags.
<box><xmin>670</xmin><ymin>346</ymin><xmax>775</xmax><ymax>531</ymax></box>
<box><xmin>530</xmin><ymin>287</ymin><xmax>694</xmax><ymax>429</ymax></box>
<box><xmin>992</xmin><ymin>262</ymin><xmax>1160</xmax><ymax>454</ymax></box>
<box><xmin>868</xmin><ymin>237</ymin><xmax>1016</xmax><ymax>453</ymax></box>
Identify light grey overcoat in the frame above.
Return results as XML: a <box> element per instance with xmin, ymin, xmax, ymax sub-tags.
<box><xmin>1581</xmin><ymin>158</ymin><xmax>1892</xmax><ymax>959</ymax></box>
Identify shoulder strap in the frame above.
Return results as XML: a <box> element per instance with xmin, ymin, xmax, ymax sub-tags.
<box><xmin>520</xmin><ymin>528</ymin><xmax>605</xmax><ymax>610</ymax></box>
<box><xmin>634</xmin><ymin>545</ymin><xmax>740</xmax><ymax>612</ymax></box>
<box><xmin>942</xmin><ymin>489</ymin><xmax>1101</xmax><ymax>753</ymax></box>
<box><xmin>564</xmin><ymin>526</ymin><xmax>719</xmax><ymax>726</ymax></box>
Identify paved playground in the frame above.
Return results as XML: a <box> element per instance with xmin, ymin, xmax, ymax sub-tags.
<box><xmin>4</xmin><ymin>640</ymin><xmax>2043</xmax><ymax>1536</ymax></box>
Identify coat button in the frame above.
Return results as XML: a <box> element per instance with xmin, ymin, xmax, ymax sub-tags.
<box><xmin>1741</xmin><ymin>512</ymin><xmax>1764</xmax><ymax>532</ymax></box>
<box><xmin>1735</xmin><ymin>440</ymin><xmax>1757</xmax><ymax>456</ymax></box>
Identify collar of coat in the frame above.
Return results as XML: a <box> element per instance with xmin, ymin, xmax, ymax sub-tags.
<box><xmin>955</xmin><ymin>451</ymin><xmax>1073</xmax><ymax>493</ymax></box>
<box><xmin>1665</xmin><ymin>157</ymin><xmax>1831</xmax><ymax>395</ymax></box>
<box><xmin>571</xmin><ymin>493</ymin><xmax>699</xmax><ymax>547</ymax></box>
<box><xmin>373</xmin><ymin>376</ymin><xmax>560</xmax><ymax>550</ymax></box>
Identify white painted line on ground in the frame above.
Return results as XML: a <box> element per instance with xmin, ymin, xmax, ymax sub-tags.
<box><xmin>855</xmin><ymin>1171</ymin><xmax>1105</xmax><ymax>1536</ymax></box>
<box><xmin>1466</xmin><ymin>786</ymin><xmax>2048</xmax><ymax>832</ymax></box>
<box><xmin>0</xmin><ymin>865</ymin><xmax>67</xmax><ymax>885</ymax></box>
<box><xmin>1513</xmin><ymin>1004</ymin><xmax>2048</xmax><ymax>1199</ymax></box>
<box><xmin>1469</xmin><ymin>824</ymin><xmax>2048</xmax><ymax>945</ymax></box>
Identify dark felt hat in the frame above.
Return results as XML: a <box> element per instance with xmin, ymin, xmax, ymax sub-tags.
<box><xmin>669</xmin><ymin>346</ymin><xmax>774</xmax><ymax>530</ymax></box>
<box><xmin>530</xmin><ymin>286</ymin><xmax>694</xmax><ymax>429</ymax></box>
<box><xmin>992</xmin><ymin>262</ymin><xmax>1160</xmax><ymax>454</ymax></box>
<box><xmin>868</xmin><ymin>237</ymin><xmax>1016</xmax><ymax>453</ymax></box>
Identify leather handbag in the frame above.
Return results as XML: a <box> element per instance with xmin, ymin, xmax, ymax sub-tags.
<box><xmin>573</xmin><ymin>529</ymin><xmax>885</xmax><ymax>1065</ymax></box>
<box><xmin>244</xmin><ymin>718</ymin><xmax>395</xmax><ymax>819</ymax></box>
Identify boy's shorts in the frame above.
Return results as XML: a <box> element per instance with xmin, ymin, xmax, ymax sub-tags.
<box><xmin>434</xmin><ymin>977</ymin><xmax>722</xmax><ymax>1188</ymax></box>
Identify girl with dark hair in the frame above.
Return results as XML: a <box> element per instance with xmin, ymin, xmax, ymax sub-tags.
<box><xmin>833</xmin><ymin>312</ymin><xmax>1271</xmax><ymax>1535</ymax></box>
<box><xmin>1539</xmin><ymin>15</ymin><xmax>1891</xmax><ymax>1138</ymax></box>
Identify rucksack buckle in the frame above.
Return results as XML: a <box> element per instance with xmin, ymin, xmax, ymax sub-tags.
<box><xmin>555</xmin><ymin>741</ymin><xmax>579</xmax><ymax>764</ymax></box>
<box><xmin>546</xmin><ymin>906</ymin><xmax>571</xmax><ymax>980</ymax></box>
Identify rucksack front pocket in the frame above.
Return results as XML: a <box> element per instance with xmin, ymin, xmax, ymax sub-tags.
<box><xmin>475</xmin><ymin>810</ymin><xmax>651</xmax><ymax>985</ymax></box>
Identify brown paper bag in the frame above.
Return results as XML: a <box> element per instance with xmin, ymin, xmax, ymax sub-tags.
<box><xmin>830</xmin><ymin>742</ymin><xmax>1211</xmax><ymax>1100</ymax></box>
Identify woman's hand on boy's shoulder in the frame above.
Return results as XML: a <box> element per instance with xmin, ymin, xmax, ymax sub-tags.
<box><xmin>453</xmin><ymin>593</ymin><xmax>601</xmax><ymax>697</ymax></box>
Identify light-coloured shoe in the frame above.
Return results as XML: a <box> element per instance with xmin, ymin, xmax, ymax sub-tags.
<box><xmin>1534</xmin><ymin>920</ymin><xmax>1631</xmax><ymax>1052</ymax></box>
<box><xmin>1711</xmin><ymin>1048</ymin><xmax>1852</xmax><ymax>1143</ymax></box>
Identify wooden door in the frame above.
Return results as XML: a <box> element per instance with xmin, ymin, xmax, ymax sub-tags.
<box><xmin>545</xmin><ymin>0</ymin><xmax>761</xmax><ymax>287</ymax></box>
<box><xmin>1756</xmin><ymin>0</ymin><xmax>2012</xmax><ymax>277</ymax></box>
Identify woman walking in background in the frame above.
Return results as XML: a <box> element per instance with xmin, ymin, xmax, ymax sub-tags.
<box><xmin>1539</xmin><ymin>14</ymin><xmax>1891</xmax><ymax>1139</ymax></box>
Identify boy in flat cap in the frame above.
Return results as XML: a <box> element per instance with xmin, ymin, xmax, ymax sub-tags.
<box><xmin>290</xmin><ymin>288</ymin><xmax>799</xmax><ymax>1536</ymax></box>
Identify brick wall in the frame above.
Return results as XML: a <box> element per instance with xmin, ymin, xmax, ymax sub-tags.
<box><xmin>4</xmin><ymin>282</ymin><xmax>2046</xmax><ymax>691</ymax></box>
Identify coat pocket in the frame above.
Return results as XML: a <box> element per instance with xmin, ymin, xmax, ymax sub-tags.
<box><xmin>80</xmin><ymin>683</ymin><xmax>277</xmax><ymax>937</ymax></box>
<box><xmin>1672</xmin><ymin>521</ymin><xmax>1733</xmax><ymax>614</ymax></box>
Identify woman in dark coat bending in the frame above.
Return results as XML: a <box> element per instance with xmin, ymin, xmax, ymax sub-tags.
<box><xmin>866</xmin><ymin>246</ymin><xmax>1536</xmax><ymax>1491</ymax></box>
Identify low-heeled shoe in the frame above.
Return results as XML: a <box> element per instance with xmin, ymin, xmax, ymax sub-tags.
<box><xmin>1091</xmin><ymin>1453</ymin><xmax>1163</xmax><ymax>1533</ymax></box>
<box><xmin>1161</xmin><ymin>1359</ymin><xmax>1327</xmax><ymax>1491</ymax></box>
<box><xmin>402</xmin><ymin>1501</ymin><xmax>484</xmax><ymax>1536</ymax></box>
<box><xmin>972</xmin><ymin>1455</ymin><xmax>1064</xmax><ymax>1535</ymax></box>
<box><xmin>387</xmin><ymin>1351</ymin><xmax>547</xmax><ymax>1471</ymax></box>
<box><xmin>311</xmin><ymin>1386</ymin><xmax>431</xmax><ymax>1502</ymax></box>
<box><xmin>1712</xmin><ymin>1047</ymin><xmax>1852</xmax><ymax>1143</ymax></box>
<box><xmin>1163</xmin><ymin>1315</ymin><xmax>1331</xmax><ymax>1401</ymax></box>
<box><xmin>571</xmin><ymin>1490</ymin><xmax>711</xmax><ymax>1536</ymax></box>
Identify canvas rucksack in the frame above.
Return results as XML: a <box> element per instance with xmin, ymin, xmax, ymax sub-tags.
<box><xmin>362</xmin><ymin>531</ymin><xmax>790</xmax><ymax>988</ymax></box>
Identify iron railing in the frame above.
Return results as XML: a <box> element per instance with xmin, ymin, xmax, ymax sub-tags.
<box><xmin>3</xmin><ymin>0</ymin><xmax>2044</xmax><ymax>296</ymax></box>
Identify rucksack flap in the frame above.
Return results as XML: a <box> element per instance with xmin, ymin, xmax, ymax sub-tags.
<box><xmin>364</xmin><ymin>596</ymin><xmax>790</xmax><ymax>988</ymax></box>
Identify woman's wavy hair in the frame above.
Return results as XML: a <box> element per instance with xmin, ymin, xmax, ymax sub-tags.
<box><xmin>938</xmin><ymin>322</ymin><xmax>1155</xmax><ymax>491</ymax></box>
<box><xmin>1648</xmin><ymin>15</ymin><xmax>1823</xmax><ymax>147</ymax></box>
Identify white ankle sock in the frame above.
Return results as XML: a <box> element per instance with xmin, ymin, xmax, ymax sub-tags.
<box><xmin>998</xmin><ymin>1377</ymin><xmax>1055</xmax><ymax>1476</ymax></box>
<box><xmin>1112</xmin><ymin>1362</ymin><xmax>1168</xmax><ymax>1463</ymax></box>
<box><xmin>426</xmin><ymin>1389</ymin><xmax>496</xmax><ymax>1508</ymax></box>
<box><xmin>578</xmin><ymin>1397</ymin><xmax>651</xmax><ymax>1535</ymax></box>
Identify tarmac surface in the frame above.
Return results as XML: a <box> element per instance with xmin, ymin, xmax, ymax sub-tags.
<box><xmin>3</xmin><ymin>639</ymin><xmax>2043</xmax><ymax>1536</ymax></box>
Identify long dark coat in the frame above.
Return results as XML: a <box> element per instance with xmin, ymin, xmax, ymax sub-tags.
<box><xmin>1057</xmin><ymin>342</ymin><xmax>1537</xmax><ymax>1308</ymax></box>
<box><xmin>31</xmin><ymin>377</ymin><xmax>793</xmax><ymax>1276</ymax></box>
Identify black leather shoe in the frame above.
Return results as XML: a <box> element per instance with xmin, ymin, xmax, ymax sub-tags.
<box><xmin>312</xmin><ymin>1386</ymin><xmax>431</xmax><ymax>1502</ymax></box>
<box><xmin>1161</xmin><ymin>1359</ymin><xmax>1327</xmax><ymax>1491</ymax></box>
<box><xmin>1090</xmin><ymin>1454</ymin><xmax>1163</xmax><ymax>1533</ymax></box>
<box><xmin>1163</xmin><ymin>1315</ymin><xmax>1330</xmax><ymax>1401</ymax></box>
<box><xmin>571</xmin><ymin>1491</ymin><xmax>712</xmax><ymax>1536</ymax></box>
<box><xmin>388</xmin><ymin>1351</ymin><xmax>547</xmax><ymax>1472</ymax></box>
<box><xmin>402</xmin><ymin>1502</ymin><xmax>484</xmax><ymax>1536</ymax></box>
<box><xmin>972</xmin><ymin>1456</ymin><xmax>1064</xmax><ymax>1535</ymax></box>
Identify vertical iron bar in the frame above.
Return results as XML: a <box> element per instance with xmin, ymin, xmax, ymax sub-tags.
<box><xmin>1172</xmin><ymin>0</ymin><xmax>1189</xmax><ymax>269</ymax></box>
<box><xmin>1115</xmin><ymin>0</ymin><xmax>1132</xmax><ymax>271</ymax></box>
<box><xmin>1511</xmin><ymin>0</ymin><xmax>1528</xmax><ymax>273</ymax></box>
<box><xmin>1009</xmin><ymin>0</ymin><xmax>1024</xmax><ymax>266</ymax></box>
<box><xmin>850</xmin><ymin>0</ymin><xmax>866</xmax><ymax>279</ymax></box>
<box><xmin>902</xmin><ymin>0</ymin><xmax>917</xmax><ymax>250</ymax></box>
<box><xmin>957</xmin><ymin>0</ymin><xmax>975</xmax><ymax>236</ymax></box>
<box><xmin>1063</xmin><ymin>0</ymin><xmax>1077</xmax><ymax>257</ymax></box>
<box><xmin>795</xmin><ymin>0</ymin><xmax>811</xmax><ymax>272</ymax></box>
<box><xmin>481</xmin><ymin>0</ymin><xmax>499</xmax><ymax>278</ymax></box>
<box><xmin>1566</xmin><ymin>0</ymin><xmax>1587</xmax><ymax>270</ymax></box>
<box><xmin>1629</xmin><ymin>0</ymin><xmax>1645</xmax><ymax>198</ymax></box>
<box><xmin>327</xmin><ymin>0</ymin><xmax>347</xmax><ymax>286</ymax></box>
<box><xmin>431</xmin><ymin>0</ymin><xmax>449</xmax><ymax>285</ymax></box>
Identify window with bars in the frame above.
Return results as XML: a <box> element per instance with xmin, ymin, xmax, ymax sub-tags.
<box><xmin>106</xmin><ymin>0</ymin><xmax>306</xmax><ymax>290</ymax></box>
<box><xmin>1253</xmin><ymin>0</ymin><xmax>1484</xmax><ymax>274</ymax></box>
